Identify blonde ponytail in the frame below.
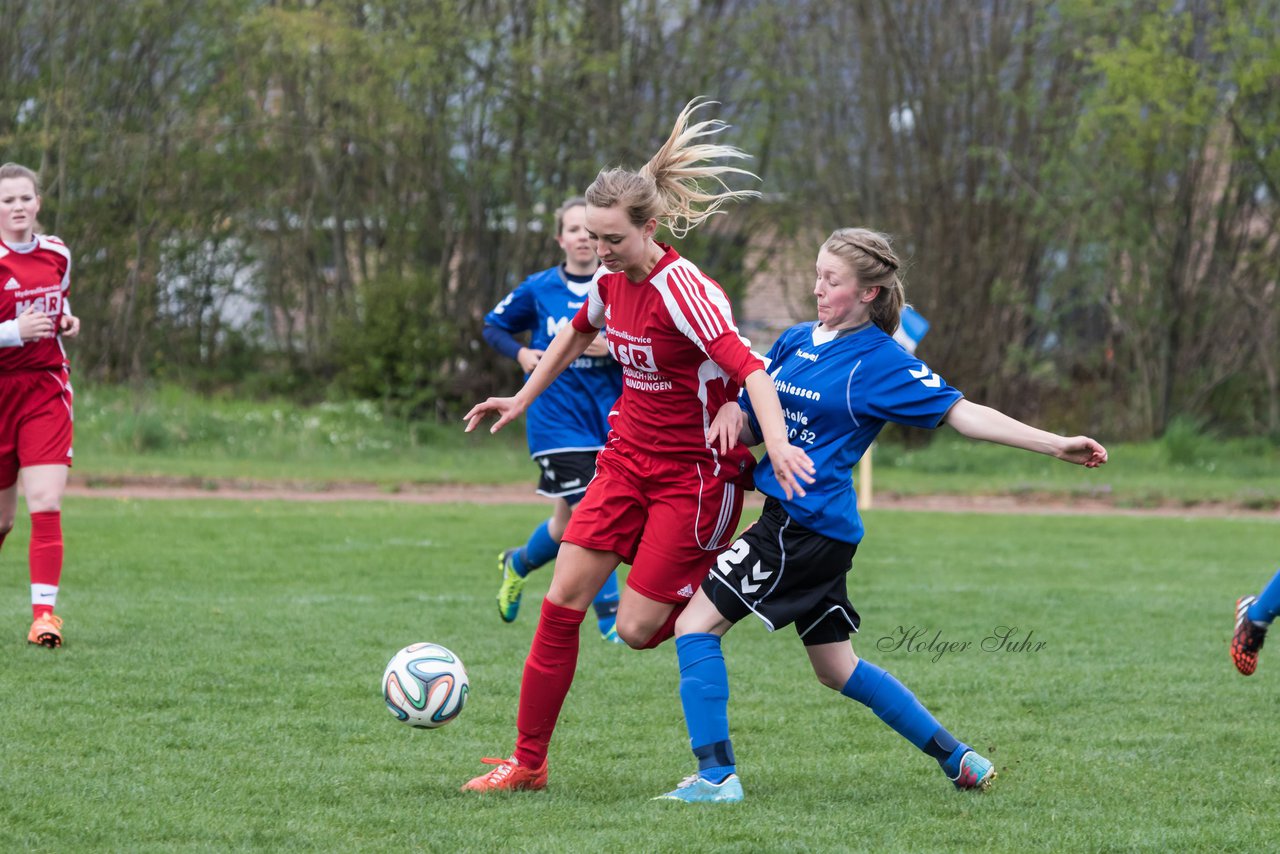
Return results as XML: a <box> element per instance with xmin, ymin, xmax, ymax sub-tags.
<box><xmin>586</xmin><ymin>98</ymin><xmax>759</xmax><ymax>238</ymax></box>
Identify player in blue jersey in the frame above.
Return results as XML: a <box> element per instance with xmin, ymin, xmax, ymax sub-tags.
<box><xmin>655</xmin><ymin>227</ymin><xmax>1108</xmax><ymax>803</ymax></box>
<box><xmin>482</xmin><ymin>197</ymin><xmax>626</xmax><ymax>641</ymax></box>
<box><xmin>1232</xmin><ymin>569</ymin><xmax>1280</xmax><ymax>675</ymax></box>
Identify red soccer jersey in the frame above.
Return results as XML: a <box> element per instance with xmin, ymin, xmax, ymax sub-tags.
<box><xmin>571</xmin><ymin>244</ymin><xmax>762</xmax><ymax>476</ymax></box>
<box><xmin>0</xmin><ymin>235</ymin><xmax>72</xmax><ymax>373</ymax></box>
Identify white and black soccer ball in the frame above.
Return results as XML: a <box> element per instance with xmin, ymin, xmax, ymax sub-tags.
<box><xmin>382</xmin><ymin>642</ymin><xmax>469</xmax><ymax>728</ymax></box>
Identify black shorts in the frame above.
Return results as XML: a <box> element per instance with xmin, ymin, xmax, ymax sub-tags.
<box><xmin>702</xmin><ymin>497</ymin><xmax>860</xmax><ymax>646</ymax></box>
<box><xmin>532</xmin><ymin>450</ymin><xmax>600</xmax><ymax>505</ymax></box>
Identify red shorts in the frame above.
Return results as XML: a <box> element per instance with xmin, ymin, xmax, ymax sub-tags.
<box><xmin>0</xmin><ymin>369</ymin><xmax>74</xmax><ymax>489</ymax></box>
<box><xmin>563</xmin><ymin>439</ymin><xmax>745</xmax><ymax>604</ymax></box>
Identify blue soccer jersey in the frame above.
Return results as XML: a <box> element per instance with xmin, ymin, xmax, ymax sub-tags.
<box><xmin>743</xmin><ymin>321</ymin><xmax>963</xmax><ymax>543</ymax></box>
<box><xmin>485</xmin><ymin>265</ymin><xmax>623</xmax><ymax>457</ymax></box>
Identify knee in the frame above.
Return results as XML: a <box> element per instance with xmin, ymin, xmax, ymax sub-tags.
<box><xmin>614</xmin><ymin>615</ymin><xmax>652</xmax><ymax>650</ymax></box>
<box><xmin>815</xmin><ymin>669</ymin><xmax>847</xmax><ymax>692</ymax></box>
<box><xmin>20</xmin><ymin>473</ymin><xmax>64</xmax><ymax>514</ymax></box>
<box><xmin>812</xmin><ymin>652</ymin><xmax>859</xmax><ymax>692</ymax></box>
<box><xmin>673</xmin><ymin>610</ymin><xmax>696</xmax><ymax>638</ymax></box>
<box><xmin>24</xmin><ymin>492</ymin><xmax>62</xmax><ymax>514</ymax></box>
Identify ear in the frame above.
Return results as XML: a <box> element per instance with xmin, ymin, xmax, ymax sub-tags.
<box><xmin>642</xmin><ymin>217</ymin><xmax>659</xmax><ymax>241</ymax></box>
<box><xmin>861</xmin><ymin>285</ymin><xmax>881</xmax><ymax>304</ymax></box>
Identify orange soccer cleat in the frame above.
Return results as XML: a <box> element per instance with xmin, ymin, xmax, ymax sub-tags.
<box><xmin>1232</xmin><ymin>596</ymin><xmax>1268</xmax><ymax>676</ymax></box>
<box><xmin>460</xmin><ymin>757</ymin><xmax>548</xmax><ymax>792</ymax></box>
<box><xmin>27</xmin><ymin>612</ymin><xmax>63</xmax><ymax>648</ymax></box>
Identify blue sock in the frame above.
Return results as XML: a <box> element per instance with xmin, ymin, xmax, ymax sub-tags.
<box><xmin>841</xmin><ymin>659</ymin><xmax>964</xmax><ymax>770</ymax></box>
<box><xmin>512</xmin><ymin>520</ymin><xmax>558</xmax><ymax>578</ymax></box>
<box><xmin>940</xmin><ymin>743</ymin><xmax>973</xmax><ymax>779</ymax></box>
<box><xmin>1247</xmin><ymin>569</ymin><xmax>1280</xmax><ymax>625</ymax></box>
<box><xmin>676</xmin><ymin>633</ymin><xmax>735</xmax><ymax>784</ymax></box>
<box><xmin>592</xmin><ymin>571</ymin><xmax>620</xmax><ymax>630</ymax></box>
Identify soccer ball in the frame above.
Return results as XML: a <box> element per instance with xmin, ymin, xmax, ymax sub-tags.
<box><xmin>382</xmin><ymin>642</ymin><xmax>469</xmax><ymax>728</ymax></box>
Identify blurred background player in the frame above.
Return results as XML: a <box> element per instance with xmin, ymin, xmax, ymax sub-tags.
<box><xmin>0</xmin><ymin>162</ymin><xmax>81</xmax><ymax>648</ymax></box>
<box><xmin>656</xmin><ymin>228</ymin><xmax>1108</xmax><ymax>803</ymax></box>
<box><xmin>460</xmin><ymin>98</ymin><xmax>815</xmax><ymax>793</ymax></box>
<box><xmin>1232</xmin><ymin>569</ymin><xmax>1280</xmax><ymax>675</ymax></box>
<box><xmin>482</xmin><ymin>196</ymin><xmax>625</xmax><ymax>641</ymax></box>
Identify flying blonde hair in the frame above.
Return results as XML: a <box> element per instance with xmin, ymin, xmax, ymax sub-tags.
<box><xmin>586</xmin><ymin>98</ymin><xmax>759</xmax><ymax>239</ymax></box>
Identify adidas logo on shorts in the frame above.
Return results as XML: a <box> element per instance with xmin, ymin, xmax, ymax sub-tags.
<box><xmin>677</xmin><ymin>584</ymin><xmax>695</xmax><ymax>598</ymax></box>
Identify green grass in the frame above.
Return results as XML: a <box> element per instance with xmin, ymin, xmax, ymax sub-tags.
<box><xmin>74</xmin><ymin>383</ymin><xmax>531</xmax><ymax>485</ymax></box>
<box><xmin>71</xmin><ymin>382</ymin><xmax>1280</xmax><ymax>508</ymax></box>
<box><xmin>871</xmin><ymin>434</ymin><xmax>1280</xmax><ymax>508</ymax></box>
<box><xmin>2</xmin><ymin>499</ymin><xmax>1276</xmax><ymax>851</ymax></box>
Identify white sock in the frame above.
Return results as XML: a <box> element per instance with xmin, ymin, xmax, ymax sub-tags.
<box><xmin>32</xmin><ymin>583</ymin><xmax>58</xmax><ymax>610</ymax></box>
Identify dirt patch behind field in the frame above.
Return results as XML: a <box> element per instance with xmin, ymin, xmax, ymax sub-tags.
<box><xmin>63</xmin><ymin>474</ymin><xmax>1280</xmax><ymax>519</ymax></box>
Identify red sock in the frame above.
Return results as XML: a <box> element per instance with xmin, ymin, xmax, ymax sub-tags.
<box><xmin>29</xmin><ymin>511</ymin><xmax>63</xmax><ymax>618</ymax></box>
<box><xmin>639</xmin><ymin>603</ymin><xmax>686</xmax><ymax>649</ymax></box>
<box><xmin>514</xmin><ymin>599</ymin><xmax>587</xmax><ymax>768</ymax></box>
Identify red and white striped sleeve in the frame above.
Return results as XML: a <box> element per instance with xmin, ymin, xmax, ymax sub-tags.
<box><xmin>38</xmin><ymin>236</ymin><xmax>72</xmax><ymax>292</ymax></box>
<box><xmin>656</xmin><ymin>261</ymin><xmax>763</xmax><ymax>384</ymax></box>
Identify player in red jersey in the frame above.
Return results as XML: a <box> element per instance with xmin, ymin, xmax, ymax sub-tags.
<box><xmin>0</xmin><ymin>163</ymin><xmax>81</xmax><ymax>648</ymax></box>
<box><xmin>460</xmin><ymin>99</ymin><xmax>815</xmax><ymax>792</ymax></box>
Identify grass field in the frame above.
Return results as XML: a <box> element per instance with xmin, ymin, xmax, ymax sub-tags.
<box><xmin>72</xmin><ymin>382</ymin><xmax>1280</xmax><ymax>508</ymax></box>
<box><xmin>75</xmin><ymin>384</ymin><xmax>532</xmax><ymax>486</ymax></box>
<box><xmin>2</xmin><ymin>498</ymin><xmax>1276</xmax><ymax>851</ymax></box>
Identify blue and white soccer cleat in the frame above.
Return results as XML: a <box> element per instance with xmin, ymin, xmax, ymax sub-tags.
<box><xmin>948</xmin><ymin>750</ymin><xmax>996</xmax><ymax>791</ymax></box>
<box><xmin>600</xmin><ymin>619</ymin><xmax>625</xmax><ymax>644</ymax></box>
<box><xmin>653</xmin><ymin>773</ymin><xmax>743</xmax><ymax>803</ymax></box>
<box><xmin>496</xmin><ymin>548</ymin><xmax>526</xmax><ymax>623</ymax></box>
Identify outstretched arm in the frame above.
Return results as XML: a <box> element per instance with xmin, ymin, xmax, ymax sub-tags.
<box><xmin>943</xmin><ymin>399</ymin><xmax>1108</xmax><ymax>467</ymax></box>
<box><xmin>743</xmin><ymin>370</ymin><xmax>816</xmax><ymax>497</ymax></box>
<box><xmin>464</xmin><ymin>321</ymin><xmax>599</xmax><ymax>434</ymax></box>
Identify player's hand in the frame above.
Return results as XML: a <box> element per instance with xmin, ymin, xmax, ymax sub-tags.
<box><xmin>707</xmin><ymin>402</ymin><xmax>744</xmax><ymax>455</ymax></box>
<box><xmin>463</xmin><ymin>395</ymin><xmax>527</xmax><ymax>435</ymax></box>
<box><xmin>59</xmin><ymin>313</ymin><xmax>81</xmax><ymax>338</ymax></box>
<box><xmin>764</xmin><ymin>440</ymin><xmax>816</xmax><ymax>500</ymax></box>
<box><xmin>517</xmin><ymin>347</ymin><xmax>544</xmax><ymax>373</ymax></box>
<box><xmin>1057</xmin><ymin>436</ymin><xmax>1108</xmax><ymax>468</ymax></box>
<box><xmin>16</xmin><ymin>306</ymin><xmax>54</xmax><ymax>342</ymax></box>
<box><xmin>583</xmin><ymin>334</ymin><xmax>610</xmax><ymax>358</ymax></box>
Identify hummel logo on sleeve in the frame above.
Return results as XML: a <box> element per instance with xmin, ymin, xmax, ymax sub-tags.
<box><xmin>909</xmin><ymin>364</ymin><xmax>942</xmax><ymax>388</ymax></box>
